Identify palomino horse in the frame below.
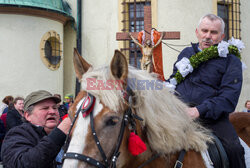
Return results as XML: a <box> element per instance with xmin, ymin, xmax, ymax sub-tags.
<box><xmin>63</xmin><ymin>49</ymin><xmax>249</xmax><ymax>168</ymax></box>
<box><xmin>62</xmin><ymin>49</ymin><xmax>213</xmax><ymax>168</ymax></box>
<box><xmin>229</xmin><ymin>112</ymin><xmax>250</xmax><ymax>147</ymax></box>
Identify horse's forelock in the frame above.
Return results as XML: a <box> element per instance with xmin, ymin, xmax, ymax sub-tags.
<box><xmin>80</xmin><ymin>66</ymin><xmax>125</xmax><ymax>112</ymax></box>
<box><xmin>80</xmin><ymin>65</ymin><xmax>212</xmax><ymax>154</ymax></box>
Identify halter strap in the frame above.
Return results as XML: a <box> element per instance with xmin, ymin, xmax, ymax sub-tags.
<box><xmin>62</xmin><ymin>93</ymin><xmax>96</xmax><ymax>152</ymax></box>
<box><xmin>89</xmin><ymin>107</ymin><xmax>109</xmax><ymax>166</ymax></box>
<box><xmin>63</xmin><ymin>94</ymin><xmax>108</xmax><ymax>167</ymax></box>
<box><xmin>174</xmin><ymin>149</ymin><xmax>186</xmax><ymax>168</ymax></box>
<box><xmin>137</xmin><ymin>153</ymin><xmax>160</xmax><ymax>168</ymax></box>
<box><xmin>63</xmin><ymin>152</ymin><xmax>106</xmax><ymax>168</ymax></box>
<box><xmin>109</xmin><ymin>108</ymin><xmax>130</xmax><ymax>168</ymax></box>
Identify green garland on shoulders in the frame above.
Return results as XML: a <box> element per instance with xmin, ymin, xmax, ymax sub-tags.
<box><xmin>174</xmin><ymin>45</ymin><xmax>241</xmax><ymax>84</ymax></box>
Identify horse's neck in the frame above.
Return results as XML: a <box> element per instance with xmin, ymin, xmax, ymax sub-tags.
<box><xmin>122</xmin><ymin>153</ymin><xmax>169</xmax><ymax>168</ymax></box>
<box><xmin>121</xmin><ymin>123</ymin><xmax>207</xmax><ymax>168</ymax></box>
<box><xmin>122</xmin><ymin>123</ymin><xmax>175</xmax><ymax>168</ymax></box>
<box><xmin>124</xmin><ymin>150</ymin><xmax>207</xmax><ymax>168</ymax></box>
<box><xmin>123</xmin><ymin>151</ymin><xmax>191</xmax><ymax>168</ymax></box>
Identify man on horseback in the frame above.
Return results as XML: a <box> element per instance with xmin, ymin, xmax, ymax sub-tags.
<box><xmin>168</xmin><ymin>14</ymin><xmax>246</xmax><ymax>168</ymax></box>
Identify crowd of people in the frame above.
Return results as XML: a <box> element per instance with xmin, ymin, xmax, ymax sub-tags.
<box><xmin>0</xmin><ymin>91</ymin><xmax>74</xmax><ymax>167</ymax></box>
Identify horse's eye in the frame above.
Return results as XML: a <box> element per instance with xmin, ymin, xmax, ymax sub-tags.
<box><xmin>105</xmin><ymin>117</ymin><xmax>119</xmax><ymax>126</ymax></box>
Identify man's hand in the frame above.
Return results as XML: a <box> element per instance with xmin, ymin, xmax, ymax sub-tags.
<box><xmin>58</xmin><ymin>117</ymin><xmax>72</xmax><ymax>135</ymax></box>
<box><xmin>186</xmin><ymin>107</ymin><xmax>200</xmax><ymax>119</ymax></box>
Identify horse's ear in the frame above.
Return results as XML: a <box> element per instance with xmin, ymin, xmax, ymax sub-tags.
<box><xmin>73</xmin><ymin>48</ymin><xmax>91</xmax><ymax>80</ymax></box>
<box><xmin>110</xmin><ymin>50</ymin><xmax>128</xmax><ymax>81</ymax></box>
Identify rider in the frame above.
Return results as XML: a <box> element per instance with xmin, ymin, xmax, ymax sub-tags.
<box><xmin>167</xmin><ymin>14</ymin><xmax>245</xmax><ymax>168</ymax></box>
<box><xmin>1</xmin><ymin>90</ymin><xmax>72</xmax><ymax>168</ymax></box>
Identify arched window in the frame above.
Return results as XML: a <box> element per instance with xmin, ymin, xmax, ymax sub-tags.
<box><xmin>40</xmin><ymin>30</ymin><xmax>62</xmax><ymax>70</ymax></box>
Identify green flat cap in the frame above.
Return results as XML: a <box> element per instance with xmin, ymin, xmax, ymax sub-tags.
<box><xmin>24</xmin><ymin>90</ymin><xmax>61</xmax><ymax>111</ymax></box>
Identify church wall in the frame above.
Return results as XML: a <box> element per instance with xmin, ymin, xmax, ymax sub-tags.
<box><xmin>62</xmin><ymin>0</ymin><xmax>119</xmax><ymax>98</ymax></box>
<box><xmin>0</xmin><ymin>14</ymin><xmax>64</xmax><ymax>99</ymax></box>
<box><xmin>63</xmin><ymin>22</ymin><xmax>77</xmax><ymax>98</ymax></box>
<box><xmin>81</xmin><ymin>0</ymin><xmax>119</xmax><ymax>67</ymax></box>
<box><xmin>237</xmin><ymin>0</ymin><xmax>250</xmax><ymax>111</ymax></box>
<box><xmin>59</xmin><ymin>0</ymin><xmax>77</xmax><ymax>98</ymax></box>
<box><xmin>157</xmin><ymin>0</ymin><xmax>213</xmax><ymax>79</ymax></box>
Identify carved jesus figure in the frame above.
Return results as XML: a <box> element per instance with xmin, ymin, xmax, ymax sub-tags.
<box><xmin>129</xmin><ymin>32</ymin><xmax>164</xmax><ymax>73</ymax></box>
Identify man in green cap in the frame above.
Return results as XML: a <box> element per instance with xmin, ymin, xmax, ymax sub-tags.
<box><xmin>1</xmin><ymin>90</ymin><xmax>72</xmax><ymax>168</ymax></box>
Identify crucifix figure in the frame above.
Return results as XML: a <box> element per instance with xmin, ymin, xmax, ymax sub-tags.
<box><xmin>129</xmin><ymin>31</ymin><xmax>164</xmax><ymax>72</ymax></box>
<box><xmin>116</xmin><ymin>5</ymin><xmax>180</xmax><ymax>80</ymax></box>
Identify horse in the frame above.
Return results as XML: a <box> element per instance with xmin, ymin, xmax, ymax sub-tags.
<box><xmin>229</xmin><ymin>112</ymin><xmax>250</xmax><ymax>147</ymax></box>
<box><xmin>62</xmin><ymin>49</ymin><xmax>249</xmax><ymax>168</ymax></box>
<box><xmin>62</xmin><ymin>49</ymin><xmax>214</xmax><ymax>168</ymax></box>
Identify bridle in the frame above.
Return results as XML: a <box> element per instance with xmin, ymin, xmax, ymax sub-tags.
<box><xmin>63</xmin><ymin>90</ymin><xmax>141</xmax><ymax>168</ymax></box>
<box><xmin>62</xmin><ymin>91</ymin><xmax>186</xmax><ymax>168</ymax></box>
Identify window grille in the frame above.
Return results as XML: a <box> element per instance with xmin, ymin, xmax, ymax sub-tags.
<box><xmin>44</xmin><ymin>34</ymin><xmax>61</xmax><ymax>65</ymax></box>
<box><xmin>217</xmin><ymin>0</ymin><xmax>241</xmax><ymax>40</ymax></box>
<box><xmin>40</xmin><ymin>30</ymin><xmax>62</xmax><ymax>70</ymax></box>
<box><xmin>121</xmin><ymin>0</ymin><xmax>151</xmax><ymax>68</ymax></box>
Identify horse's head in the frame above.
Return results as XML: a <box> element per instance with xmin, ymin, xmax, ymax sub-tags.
<box><xmin>63</xmin><ymin>49</ymin><xmax>142</xmax><ymax>168</ymax></box>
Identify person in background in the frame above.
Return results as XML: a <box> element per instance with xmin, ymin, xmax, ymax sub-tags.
<box><xmin>1</xmin><ymin>90</ymin><xmax>71</xmax><ymax>168</ymax></box>
<box><xmin>0</xmin><ymin>96</ymin><xmax>14</xmax><ymax>116</ymax></box>
<box><xmin>63</xmin><ymin>94</ymin><xmax>73</xmax><ymax>110</ymax></box>
<box><xmin>167</xmin><ymin>14</ymin><xmax>245</xmax><ymax>168</ymax></box>
<box><xmin>0</xmin><ymin>96</ymin><xmax>14</xmax><ymax>131</ymax></box>
<box><xmin>1</xmin><ymin>102</ymin><xmax>14</xmax><ymax>129</ymax></box>
<box><xmin>6</xmin><ymin>97</ymin><xmax>24</xmax><ymax>131</ymax></box>
<box><xmin>54</xmin><ymin>94</ymin><xmax>68</xmax><ymax>122</ymax></box>
<box><xmin>0</xmin><ymin>118</ymin><xmax>5</xmax><ymax>161</ymax></box>
<box><xmin>242</xmin><ymin>100</ymin><xmax>250</xmax><ymax>112</ymax></box>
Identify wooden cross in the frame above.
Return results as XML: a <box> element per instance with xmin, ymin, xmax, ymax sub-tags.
<box><xmin>116</xmin><ymin>6</ymin><xmax>180</xmax><ymax>43</ymax></box>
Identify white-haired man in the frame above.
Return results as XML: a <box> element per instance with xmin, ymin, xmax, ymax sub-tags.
<box><xmin>168</xmin><ymin>14</ymin><xmax>245</xmax><ymax>168</ymax></box>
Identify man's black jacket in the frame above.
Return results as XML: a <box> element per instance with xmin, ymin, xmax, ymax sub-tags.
<box><xmin>6</xmin><ymin>108</ymin><xmax>23</xmax><ymax>131</ymax></box>
<box><xmin>1</xmin><ymin>122</ymin><xmax>66</xmax><ymax>168</ymax></box>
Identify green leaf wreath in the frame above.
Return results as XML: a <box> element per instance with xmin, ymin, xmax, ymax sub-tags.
<box><xmin>174</xmin><ymin>45</ymin><xmax>241</xmax><ymax>84</ymax></box>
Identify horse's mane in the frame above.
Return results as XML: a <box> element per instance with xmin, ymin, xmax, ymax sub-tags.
<box><xmin>80</xmin><ymin>66</ymin><xmax>212</xmax><ymax>154</ymax></box>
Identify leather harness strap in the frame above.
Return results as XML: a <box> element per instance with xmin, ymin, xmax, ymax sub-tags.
<box><xmin>174</xmin><ymin>149</ymin><xmax>186</xmax><ymax>168</ymax></box>
<box><xmin>63</xmin><ymin>152</ymin><xmax>106</xmax><ymax>168</ymax></box>
<box><xmin>137</xmin><ymin>154</ymin><xmax>160</xmax><ymax>168</ymax></box>
<box><xmin>89</xmin><ymin>109</ymin><xmax>109</xmax><ymax>166</ymax></box>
